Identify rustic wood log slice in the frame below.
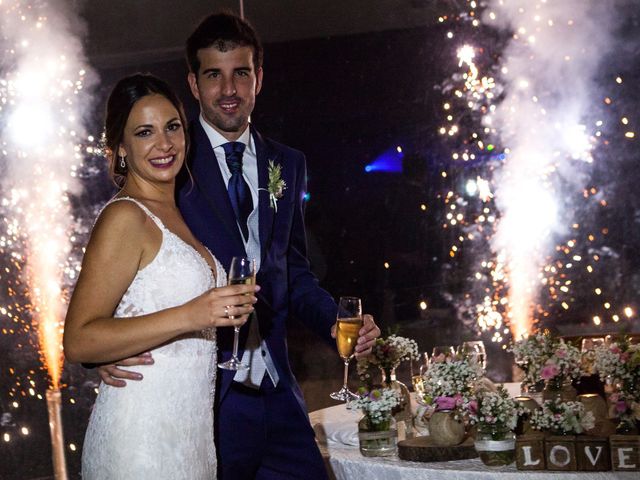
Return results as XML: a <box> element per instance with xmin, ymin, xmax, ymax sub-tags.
<box><xmin>398</xmin><ymin>436</ymin><xmax>479</xmax><ymax>462</ymax></box>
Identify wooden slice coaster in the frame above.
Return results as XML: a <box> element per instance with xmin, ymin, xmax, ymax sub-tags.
<box><xmin>398</xmin><ymin>436</ymin><xmax>479</xmax><ymax>462</ymax></box>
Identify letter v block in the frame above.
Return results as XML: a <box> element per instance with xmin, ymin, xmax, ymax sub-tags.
<box><xmin>610</xmin><ymin>434</ymin><xmax>640</xmax><ymax>471</ymax></box>
<box><xmin>576</xmin><ymin>436</ymin><xmax>611</xmax><ymax>471</ymax></box>
<box><xmin>516</xmin><ymin>432</ymin><xmax>545</xmax><ymax>470</ymax></box>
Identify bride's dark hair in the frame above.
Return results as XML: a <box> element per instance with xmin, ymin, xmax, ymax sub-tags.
<box><xmin>104</xmin><ymin>73</ymin><xmax>189</xmax><ymax>187</ymax></box>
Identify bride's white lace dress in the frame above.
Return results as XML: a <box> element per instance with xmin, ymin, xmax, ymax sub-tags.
<box><xmin>82</xmin><ymin>198</ymin><xmax>225</xmax><ymax>480</ymax></box>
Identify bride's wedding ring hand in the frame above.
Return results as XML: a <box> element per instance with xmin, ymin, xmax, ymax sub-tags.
<box><xmin>186</xmin><ymin>283</ymin><xmax>259</xmax><ymax>330</ymax></box>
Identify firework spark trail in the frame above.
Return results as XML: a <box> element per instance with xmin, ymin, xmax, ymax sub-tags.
<box><xmin>0</xmin><ymin>0</ymin><xmax>93</xmax><ymax>389</ymax></box>
<box><xmin>483</xmin><ymin>0</ymin><xmax>615</xmax><ymax>340</ymax></box>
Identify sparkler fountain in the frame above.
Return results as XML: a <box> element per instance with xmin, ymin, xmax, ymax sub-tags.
<box><xmin>1</xmin><ymin>1</ymin><xmax>94</xmax><ymax>478</ymax></box>
<box><xmin>437</xmin><ymin>0</ymin><xmax>631</xmax><ymax>347</ymax></box>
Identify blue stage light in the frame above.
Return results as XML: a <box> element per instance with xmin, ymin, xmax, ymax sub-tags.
<box><xmin>364</xmin><ymin>146</ymin><xmax>404</xmax><ymax>173</ymax></box>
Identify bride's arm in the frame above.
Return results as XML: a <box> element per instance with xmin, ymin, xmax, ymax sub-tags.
<box><xmin>63</xmin><ymin>202</ymin><xmax>257</xmax><ymax>364</ymax></box>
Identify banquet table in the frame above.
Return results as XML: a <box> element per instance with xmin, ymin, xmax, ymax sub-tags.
<box><xmin>309</xmin><ymin>383</ymin><xmax>638</xmax><ymax>480</ymax></box>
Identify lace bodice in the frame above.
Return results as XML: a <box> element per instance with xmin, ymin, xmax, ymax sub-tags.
<box><xmin>111</xmin><ymin>197</ymin><xmax>226</xmax><ymax>355</ymax></box>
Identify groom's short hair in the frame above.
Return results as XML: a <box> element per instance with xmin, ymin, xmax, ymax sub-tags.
<box><xmin>186</xmin><ymin>12</ymin><xmax>264</xmax><ymax>74</ymax></box>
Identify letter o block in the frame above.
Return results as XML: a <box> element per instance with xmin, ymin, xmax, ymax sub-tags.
<box><xmin>545</xmin><ymin>435</ymin><xmax>577</xmax><ymax>471</ymax></box>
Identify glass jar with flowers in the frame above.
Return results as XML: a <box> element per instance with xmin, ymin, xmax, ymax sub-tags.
<box><xmin>356</xmin><ymin>335</ymin><xmax>419</xmax><ymax>439</ymax></box>
<box><xmin>468</xmin><ymin>386</ymin><xmax>519</xmax><ymax>466</ymax></box>
<box><xmin>593</xmin><ymin>339</ymin><xmax>640</xmax><ymax>433</ymax></box>
<box><xmin>511</xmin><ymin>333</ymin><xmax>581</xmax><ymax>403</ymax></box>
<box><xmin>348</xmin><ymin>387</ymin><xmax>401</xmax><ymax>457</ymax></box>
<box><xmin>420</xmin><ymin>353</ymin><xmax>483</xmax><ymax>446</ymax></box>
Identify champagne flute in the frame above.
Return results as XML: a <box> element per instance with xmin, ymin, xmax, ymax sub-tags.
<box><xmin>218</xmin><ymin>256</ymin><xmax>255</xmax><ymax>371</ymax></box>
<box><xmin>412</xmin><ymin>352</ymin><xmax>430</xmax><ymax>395</ymax></box>
<box><xmin>329</xmin><ymin>296</ymin><xmax>363</xmax><ymax>402</ymax></box>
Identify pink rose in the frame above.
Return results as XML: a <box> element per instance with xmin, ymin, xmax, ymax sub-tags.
<box><xmin>616</xmin><ymin>400</ymin><xmax>628</xmax><ymax>413</ymax></box>
<box><xmin>435</xmin><ymin>396</ymin><xmax>457</xmax><ymax>411</ymax></box>
<box><xmin>541</xmin><ymin>363</ymin><xmax>560</xmax><ymax>380</ymax></box>
<box><xmin>468</xmin><ymin>400</ymin><xmax>478</xmax><ymax>415</ymax></box>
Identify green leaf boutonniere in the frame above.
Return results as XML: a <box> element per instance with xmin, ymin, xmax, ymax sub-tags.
<box><xmin>261</xmin><ymin>160</ymin><xmax>287</xmax><ymax>212</ymax></box>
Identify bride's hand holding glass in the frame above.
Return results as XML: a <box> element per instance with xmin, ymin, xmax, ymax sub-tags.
<box><xmin>184</xmin><ymin>283</ymin><xmax>258</xmax><ymax>330</ymax></box>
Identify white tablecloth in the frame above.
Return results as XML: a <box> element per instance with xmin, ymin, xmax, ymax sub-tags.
<box><xmin>309</xmin><ymin>383</ymin><xmax>637</xmax><ymax>480</ymax></box>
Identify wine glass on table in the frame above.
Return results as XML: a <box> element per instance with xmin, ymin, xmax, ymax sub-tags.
<box><xmin>411</xmin><ymin>352</ymin><xmax>430</xmax><ymax>395</ymax></box>
<box><xmin>431</xmin><ymin>345</ymin><xmax>455</xmax><ymax>363</ymax></box>
<box><xmin>218</xmin><ymin>256</ymin><xmax>256</xmax><ymax>371</ymax></box>
<box><xmin>330</xmin><ymin>296</ymin><xmax>363</xmax><ymax>402</ymax></box>
<box><xmin>460</xmin><ymin>340</ymin><xmax>487</xmax><ymax>371</ymax></box>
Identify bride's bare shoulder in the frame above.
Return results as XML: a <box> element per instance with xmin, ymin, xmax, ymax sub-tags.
<box><xmin>89</xmin><ymin>199</ymin><xmax>152</xmax><ymax>247</ymax></box>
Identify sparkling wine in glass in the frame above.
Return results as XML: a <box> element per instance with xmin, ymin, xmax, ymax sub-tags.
<box><xmin>330</xmin><ymin>296</ymin><xmax>363</xmax><ymax>402</ymax></box>
<box><xmin>218</xmin><ymin>257</ymin><xmax>255</xmax><ymax>371</ymax></box>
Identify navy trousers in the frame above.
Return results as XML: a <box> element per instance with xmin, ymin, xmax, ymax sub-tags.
<box><xmin>216</xmin><ymin>380</ymin><xmax>329</xmax><ymax>480</ymax></box>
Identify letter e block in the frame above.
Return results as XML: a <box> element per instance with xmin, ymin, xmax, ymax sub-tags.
<box><xmin>576</xmin><ymin>436</ymin><xmax>611</xmax><ymax>471</ymax></box>
<box><xmin>516</xmin><ymin>433</ymin><xmax>545</xmax><ymax>470</ymax></box>
<box><xmin>545</xmin><ymin>434</ymin><xmax>577</xmax><ymax>471</ymax></box>
<box><xmin>610</xmin><ymin>434</ymin><xmax>640</xmax><ymax>471</ymax></box>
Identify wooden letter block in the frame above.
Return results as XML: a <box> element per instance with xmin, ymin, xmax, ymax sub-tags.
<box><xmin>610</xmin><ymin>434</ymin><xmax>640</xmax><ymax>471</ymax></box>
<box><xmin>545</xmin><ymin>435</ymin><xmax>577</xmax><ymax>471</ymax></box>
<box><xmin>516</xmin><ymin>433</ymin><xmax>545</xmax><ymax>470</ymax></box>
<box><xmin>576</xmin><ymin>436</ymin><xmax>611</xmax><ymax>471</ymax></box>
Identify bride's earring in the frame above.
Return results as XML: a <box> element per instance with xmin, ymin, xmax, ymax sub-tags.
<box><xmin>119</xmin><ymin>155</ymin><xmax>126</xmax><ymax>170</ymax></box>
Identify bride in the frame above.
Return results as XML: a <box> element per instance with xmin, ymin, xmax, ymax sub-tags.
<box><xmin>63</xmin><ymin>73</ymin><xmax>258</xmax><ymax>479</ymax></box>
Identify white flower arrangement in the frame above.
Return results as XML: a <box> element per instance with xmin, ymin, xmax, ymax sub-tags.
<box><xmin>530</xmin><ymin>399</ymin><xmax>595</xmax><ymax>435</ymax></box>
<box><xmin>511</xmin><ymin>333</ymin><xmax>581</xmax><ymax>388</ymax></box>
<box><xmin>468</xmin><ymin>386</ymin><xmax>519</xmax><ymax>431</ymax></box>
<box><xmin>348</xmin><ymin>388</ymin><xmax>401</xmax><ymax>427</ymax></box>
<box><xmin>356</xmin><ymin>334</ymin><xmax>419</xmax><ymax>378</ymax></box>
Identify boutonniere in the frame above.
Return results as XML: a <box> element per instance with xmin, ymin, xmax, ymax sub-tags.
<box><xmin>260</xmin><ymin>160</ymin><xmax>286</xmax><ymax>212</ymax></box>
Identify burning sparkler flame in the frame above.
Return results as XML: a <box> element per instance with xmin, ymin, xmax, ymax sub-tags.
<box><xmin>1</xmin><ymin>1</ymin><xmax>95</xmax><ymax>477</ymax></box>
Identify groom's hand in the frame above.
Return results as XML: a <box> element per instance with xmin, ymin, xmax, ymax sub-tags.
<box><xmin>354</xmin><ymin>314</ymin><xmax>380</xmax><ymax>357</ymax></box>
<box><xmin>330</xmin><ymin>314</ymin><xmax>380</xmax><ymax>357</ymax></box>
<box><xmin>96</xmin><ymin>352</ymin><xmax>154</xmax><ymax>387</ymax></box>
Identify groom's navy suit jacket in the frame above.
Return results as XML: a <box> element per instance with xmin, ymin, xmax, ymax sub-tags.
<box><xmin>177</xmin><ymin>120</ymin><xmax>337</xmax><ymax>414</ymax></box>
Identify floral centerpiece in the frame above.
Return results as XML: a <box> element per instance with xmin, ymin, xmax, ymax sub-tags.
<box><xmin>593</xmin><ymin>339</ymin><xmax>640</xmax><ymax>432</ymax></box>
<box><xmin>349</xmin><ymin>387</ymin><xmax>401</xmax><ymax>431</ymax></box>
<box><xmin>530</xmin><ymin>399</ymin><xmax>595</xmax><ymax>435</ymax></box>
<box><xmin>421</xmin><ymin>354</ymin><xmax>483</xmax><ymax>419</ymax></box>
<box><xmin>511</xmin><ymin>332</ymin><xmax>581</xmax><ymax>394</ymax></box>
<box><xmin>419</xmin><ymin>354</ymin><xmax>483</xmax><ymax>446</ymax></box>
<box><xmin>356</xmin><ymin>335</ymin><xmax>419</xmax><ymax>439</ymax></box>
<box><xmin>356</xmin><ymin>334</ymin><xmax>419</xmax><ymax>382</ymax></box>
<box><xmin>468</xmin><ymin>386</ymin><xmax>519</xmax><ymax>431</ymax></box>
<box><xmin>468</xmin><ymin>386</ymin><xmax>520</xmax><ymax>466</ymax></box>
<box><xmin>348</xmin><ymin>387</ymin><xmax>401</xmax><ymax>457</ymax></box>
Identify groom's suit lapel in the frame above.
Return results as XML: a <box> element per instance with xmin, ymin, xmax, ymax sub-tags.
<box><xmin>253</xmin><ymin>126</ymin><xmax>278</xmax><ymax>266</ymax></box>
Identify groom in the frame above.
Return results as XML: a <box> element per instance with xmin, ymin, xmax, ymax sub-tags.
<box><xmin>98</xmin><ymin>12</ymin><xmax>380</xmax><ymax>479</ymax></box>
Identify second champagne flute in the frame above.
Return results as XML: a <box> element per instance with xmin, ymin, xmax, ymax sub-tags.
<box><xmin>329</xmin><ymin>296</ymin><xmax>363</xmax><ymax>402</ymax></box>
<box><xmin>218</xmin><ymin>256</ymin><xmax>255</xmax><ymax>371</ymax></box>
